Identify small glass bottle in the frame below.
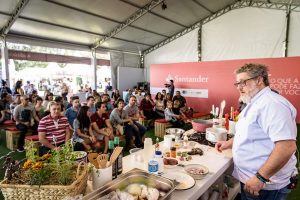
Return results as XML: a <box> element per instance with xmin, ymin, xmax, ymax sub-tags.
<box><xmin>155</xmin><ymin>137</ymin><xmax>160</xmax><ymax>151</ymax></box>
<box><xmin>183</xmin><ymin>135</ymin><xmax>188</xmax><ymax>149</ymax></box>
<box><xmin>170</xmin><ymin>147</ymin><xmax>176</xmax><ymax>158</ymax></box>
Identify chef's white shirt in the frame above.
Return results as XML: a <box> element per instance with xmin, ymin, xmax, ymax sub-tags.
<box><xmin>232</xmin><ymin>87</ymin><xmax>297</xmax><ymax>190</ymax></box>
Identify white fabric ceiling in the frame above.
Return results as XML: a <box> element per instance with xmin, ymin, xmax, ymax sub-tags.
<box><xmin>0</xmin><ymin>0</ymin><xmax>299</xmax><ymax>60</ymax></box>
<box><xmin>0</xmin><ymin>0</ymin><xmax>237</xmax><ymax>53</ymax></box>
<box><xmin>202</xmin><ymin>7</ymin><xmax>287</xmax><ymax>61</ymax></box>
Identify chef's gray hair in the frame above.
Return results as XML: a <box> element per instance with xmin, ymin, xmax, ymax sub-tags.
<box><xmin>235</xmin><ymin>63</ymin><xmax>269</xmax><ymax>86</ymax></box>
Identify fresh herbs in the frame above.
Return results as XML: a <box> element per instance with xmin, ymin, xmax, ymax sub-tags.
<box><xmin>4</xmin><ymin>141</ymin><xmax>79</xmax><ymax>186</ymax></box>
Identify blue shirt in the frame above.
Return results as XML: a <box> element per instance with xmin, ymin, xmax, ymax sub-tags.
<box><xmin>64</xmin><ymin>107</ymin><xmax>79</xmax><ymax>128</ymax></box>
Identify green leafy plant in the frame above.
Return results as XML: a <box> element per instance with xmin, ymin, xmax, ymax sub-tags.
<box><xmin>8</xmin><ymin>141</ymin><xmax>78</xmax><ymax>186</ymax></box>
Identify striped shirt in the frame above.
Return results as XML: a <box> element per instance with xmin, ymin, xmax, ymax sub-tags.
<box><xmin>38</xmin><ymin>114</ymin><xmax>69</xmax><ymax>145</ymax></box>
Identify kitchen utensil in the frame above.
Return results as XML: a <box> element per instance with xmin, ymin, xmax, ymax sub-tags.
<box><xmin>107</xmin><ymin>147</ymin><xmax>123</xmax><ymax>167</ymax></box>
<box><xmin>88</xmin><ymin>153</ymin><xmax>100</xmax><ymax>169</ymax></box>
<box><xmin>191</xmin><ymin>119</ymin><xmax>213</xmax><ymax>132</ymax></box>
<box><xmin>219</xmin><ymin>100</ymin><xmax>226</xmax><ymax>119</ymax></box>
<box><xmin>83</xmin><ymin>168</ymin><xmax>178</xmax><ymax>200</ymax></box>
<box><xmin>97</xmin><ymin>154</ymin><xmax>108</xmax><ymax>169</ymax></box>
<box><xmin>184</xmin><ymin>164</ymin><xmax>209</xmax><ymax>180</ymax></box>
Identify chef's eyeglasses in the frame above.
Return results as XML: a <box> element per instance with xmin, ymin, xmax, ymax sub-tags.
<box><xmin>234</xmin><ymin>76</ymin><xmax>259</xmax><ymax>87</ymax></box>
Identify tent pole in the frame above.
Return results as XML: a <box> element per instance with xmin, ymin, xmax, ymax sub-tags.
<box><xmin>284</xmin><ymin>4</ymin><xmax>291</xmax><ymax>57</ymax></box>
<box><xmin>198</xmin><ymin>25</ymin><xmax>202</xmax><ymax>62</ymax></box>
<box><xmin>1</xmin><ymin>39</ymin><xmax>10</xmax><ymax>87</ymax></box>
<box><xmin>91</xmin><ymin>49</ymin><xmax>97</xmax><ymax>90</ymax></box>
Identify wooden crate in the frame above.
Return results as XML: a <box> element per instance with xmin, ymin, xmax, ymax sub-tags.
<box><xmin>138</xmin><ymin>118</ymin><xmax>151</xmax><ymax>127</ymax></box>
<box><xmin>6</xmin><ymin>130</ymin><xmax>21</xmax><ymax>150</ymax></box>
<box><xmin>154</xmin><ymin>120</ymin><xmax>172</xmax><ymax>138</ymax></box>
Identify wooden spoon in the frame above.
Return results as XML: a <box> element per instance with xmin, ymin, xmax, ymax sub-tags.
<box><xmin>87</xmin><ymin>153</ymin><xmax>100</xmax><ymax>169</ymax></box>
<box><xmin>97</xmin><ymin>154</ymin><xmax>108</xmax><ymax>169</ymax></box>
<box><xmin>108</xmin><ymin>147</ymin><xmax>123</xmax><ymax>167</ymax></box>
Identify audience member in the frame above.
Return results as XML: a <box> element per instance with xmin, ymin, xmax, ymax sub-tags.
<box><xmin>10</xmin><ymin>94</ymin><xmax>21</xmax><ymax>120</ymax></box>
<box><xmin>101</xmin><ymin>94</ymin><xmax>113</xmax><ymax>113</ymax></box>
<box><xmin>154</xmin><ymin>92</ymin><xmax>165</xmax><ymax>118</ymax></box>
<box><xmin>164</xmin><ymin>100</ymin><xmax>185</xmax><ymax>128</ymax></box>
<box><xmin>73</xmin><ymin>106</ymin><xmax>99</xmax><ymax>151</ymax></box>
<box><xmin>34</xmin><ymin>96</ymin><xmax>45</xmax><ymax>120</ymax></box>
<box><xmin>172</xmin><ymin>91</ymin><xmax>186</xmax><ymax>108</ymax></box>
<box><xmin>64</xmin><ymin>96</ymin><xmax>80</xmax><ymax>129</ymax></box>
<box><xmin>110</xmin><ymin>99</ymin><xmax>140</xmax><ymax>150</ymax></box>
<box><xmin>0</xmin><ymin>80</ymin><xmax>12</xmax><ymax>95</ymax></box>
<box><xmin>14</xmin><ymin>95</ymin><xmax>40</xmax><ymax>152</ymax></box>
<box><xmin>139</xmin><ymin>93</ymin><xmax>156</xmax><ymax>121</ymax></box>
<box><xmin>135</xmin><ymin>89</ymin><xmax>143</xmax><ymax>106</ymax></box>
<box><xmin>124</xmin><ymin>89</ymin><xmax>132</xmax><ymax>105</ymax></box>
<box><xmin>38</xmin><ymin>101</ymin><xmax>71</xmax><ymax>156</ymax></box>
<box><xmin>13</xmin><ymin>80</ymin><xmax>24</xmax><ymax>96</ymax></box>
<box><xmin>111</xmin><ymin>89</ymin><xmax>121</xmax><ymax>102</ymax></box>
<box><xmin>0</xmin><ymin>92</ymin><xmax>12</xmax><ymax>121</ymax></box>
<box><xmin>54</xmin><ymin>96</ymin><xmax>65</xmax><ymax>113</ymax></box>
<box><xmin>86</xmin><ymin>96</ymin><xmax>96</xmax><ymax>116</ymax></box>
<box><xmin>124</xmin><ymin>96</ymin><xmax>146</xmax><ymax>147</ymax></box>
<box><xmin>42</xmin><ymin>92</ymin><xmax>54</xmax><ymax>109</ymax></box>
<box><xmin>90</xmin><ymin>102</ymin><xmax>114</xmax><ymax>153</ymax></box>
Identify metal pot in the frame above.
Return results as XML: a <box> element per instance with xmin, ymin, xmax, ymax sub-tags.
<box><xmin>192</xmin><ymin>119</ymin><xmax>213</xmax><ymax>132</ymax></box>
<box><xmin>205</xmin><ymin>127</ymin><xmax>227</xmax><ymax>143</ymax></box>
<box><xmin>165</xmin><ymin>128</ymin><xmax>185</xmax><ymax>138</ymax></box>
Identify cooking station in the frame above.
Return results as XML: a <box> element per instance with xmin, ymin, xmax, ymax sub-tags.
<box><xmin>121</xmin><ymin>141</ymin><xmax>236</xmax><ymax>200</ymax></box>
<box><xmin>85</xmin><ymin>127</ymin><xmax>240</xmax><ymax>200</ymax></box>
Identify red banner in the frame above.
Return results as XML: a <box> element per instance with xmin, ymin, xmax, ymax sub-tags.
<box><xmin>150</xmin><ymin>57</ymin><xmax>300</xmax><ymax>123</ymax></box>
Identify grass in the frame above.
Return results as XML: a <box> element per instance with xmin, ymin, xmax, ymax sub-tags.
<box><xmin>0</xmin><ymin>127</ymin><xmax>299</xmax><ymax>200</ymax></box>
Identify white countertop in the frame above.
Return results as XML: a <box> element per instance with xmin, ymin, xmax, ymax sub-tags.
<box><xmin>122</xmin><ymin>143</ymin><xmax>233</xmax><ymax>200</ymax></box>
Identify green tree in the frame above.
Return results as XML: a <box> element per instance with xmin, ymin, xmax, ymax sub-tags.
<box><xmin>13</xmin><ymin>60</ymin><xmax>48</xmax><ymax>71</ymax></box>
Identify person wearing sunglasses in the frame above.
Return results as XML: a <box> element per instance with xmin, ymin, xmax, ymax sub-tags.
<box><xmin>13</xmin><ymin>95</ymin><xmax>40</xmax><ymax>152</ymax></box>
<box><xmin>215</xmin><ymin>63</ymin><xmax>297</xmax><ymax>200</ymax></box>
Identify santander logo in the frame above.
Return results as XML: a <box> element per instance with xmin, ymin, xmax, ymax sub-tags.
<box><xmin>166</xmin><ymin>73</ymin><xmax>209</xmax><ymax>83</ymax></box>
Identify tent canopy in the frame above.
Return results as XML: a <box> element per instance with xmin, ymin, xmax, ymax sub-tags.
<box><xmin>1</xmin><ymin>0</ymin><xmax>299</xmax><ymax>55</ymax></box>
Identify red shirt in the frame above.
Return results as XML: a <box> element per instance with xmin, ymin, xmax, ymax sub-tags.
<box><xmin>38</xmin><ymin>115</ymin><xmax>69</xmax><ymax>145</ymax></box>
<box><xmin>90</xmin><ymin>112</ymin><xmax>109</xmax><ymax>128</ymax></box>
<box><xmin>139</xmin><ymin>99</ymin><xmax>154</xmax><ymax>112</ymax></box>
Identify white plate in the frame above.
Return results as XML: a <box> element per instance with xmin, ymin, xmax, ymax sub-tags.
<box><xmin>163</xmin><ymin>172</ymin><xmax>195</xmax><ymax>190</ymax></box>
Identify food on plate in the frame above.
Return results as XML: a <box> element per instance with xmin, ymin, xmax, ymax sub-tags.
<box><xmin>164</xmin><ymin>152</ymin><xmax>170</xmax><ymax>157</ymax></box>
<box><xmin>98</xmin><ymin>184</ymin><xmax>161</xmax><ymax>200</ymax></box>
<box><xmin>184</xmin><ymin>164</ymin><xmax>209</xmax><ymax>180</ymax></box>
<box><xmin>188</xmin><ymin>148</ymin><xmax>203</xmax><ymax>156</ymax></box>
<box><xmin>186</xmin><ymin>167</ymin><xmax>207</xmax><ymax>175</ymax></box>
<box><xmin>176</xmin><ymin>151</ymin><xmax>182</xmax><ymax>157</ymax></box>
<box><xmin>163</xmin><ymin>158</ymin><xmax>178</xmax><ymax>165</ymax></box>
<box><xmin>185</xmin><ymin>155</ymin><xmax>192</xmax><ymax>161</ymax></box>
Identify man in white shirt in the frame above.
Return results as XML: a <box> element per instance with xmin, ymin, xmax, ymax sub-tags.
<box><xmin>215</xmin><ymin>63</ymin><xmax>297</xmax><ymax>200</ymax></box>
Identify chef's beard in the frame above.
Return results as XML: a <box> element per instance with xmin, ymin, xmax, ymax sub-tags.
<box><xmin>239</xmin><ymin>87</ymin><xmax>260</xmax><ymax>104</ymax></box>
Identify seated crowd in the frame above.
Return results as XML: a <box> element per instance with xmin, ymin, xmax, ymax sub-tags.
<box><xmin>0</xmin><ymin>80</ymin><xmax>193</xmax><ymax>155</ymax></box>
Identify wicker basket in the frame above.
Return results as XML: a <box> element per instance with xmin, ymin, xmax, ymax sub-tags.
<box><xmin>0</xmin><ymin>162</ymin><xmax>88</xmax><ymax>200</ymax></box>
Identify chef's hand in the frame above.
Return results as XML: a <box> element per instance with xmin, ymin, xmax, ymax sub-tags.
<box><xmin>244</xmin><ymin>176</ymin><xmax>264</xmax><ymax>196</ymax></box>
<box><xmin>215</xmin><ymin>140</ymin><xmax>231</xmax><ymax>152</ymax></box>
